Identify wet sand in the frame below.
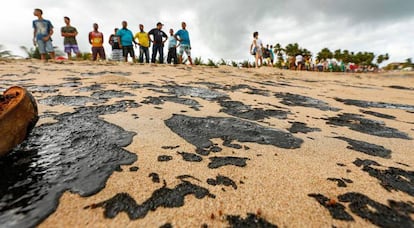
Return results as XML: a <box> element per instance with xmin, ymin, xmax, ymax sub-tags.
<box><xmin>0</xmin><ymin>59</ymin><xmax>413</xmax><ymax>227</ymax></box>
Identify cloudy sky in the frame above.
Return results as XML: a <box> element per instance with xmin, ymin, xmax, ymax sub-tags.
<box><xmin>1</xmin><ymin>0</ymin><xmax>414</xmax><ymax>64</ymax></box>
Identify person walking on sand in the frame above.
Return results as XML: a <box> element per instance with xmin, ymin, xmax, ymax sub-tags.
<box><xmin>61</xmin><ymin>16</ymin><xmax>81</xmax><ymax>60</ymax></box>
<box><xmin>174</xmin><ymin>22</ymin><xmax>193</xmax><ymax>65</ymax></box>
<box><xmin>134</xmin><ymin>24</ymin><xmax>150</xmax><ymax>63</ymax></box>
<box><xmin>149</xmin><ymin>22</ymin><xmax>168</xmax><ymax>64</ymax></box>
<box><xmin>117</xmin><ymin>21</ymin><xmax>137</xmax><ymax>62</ymax></box>
<box><xmin>250</xmin><ymin>31</ymin><xmax>263</xmax><ymax>68</ymax></box>
<box><xmin>109</xmin><ymin>28</ymin><xmax>122</xmax><ymax>61</ymax></box>
<box><xmin>88</xmin><ymin>23</ymin><xmax>106</xmax><ymax>61</ymax></box>
<box><xmin>167</xmin><ymin>29</ymin><xmax>178</xmax><ymax>64</ymax></box>
<box><xmin>32</xmin><ymin>8</ymin><xmax>55</xmax><ymax>61</ymax></box>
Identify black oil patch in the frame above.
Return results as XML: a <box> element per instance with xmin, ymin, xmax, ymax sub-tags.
<box><xmin>160</xmin><ymin>223</ymin><xmax>173</xmax><ymax>228</ymax></box>
<box><xmin>308</xmin><ymin>194</ymin><xmax>354</xmax><ymax>221</ymax></box>
<box><xmin>338</xmin><ymin>192</ymin><xmax>414</xmax><ymax>227</ymax></box>
<box><xmin>86</xmin><ymin>181</ymin><xmax>215</xmax><ymax>220</ymax></box>
<box><xmin>327</xmin><ymin>178</ymin><xmax>353</xmax><ymax>188</ymax></box>
<box><xmin>75</xmin><ymin>84</ymin><xmax>105</xmax><ymax>92</ymax></box>
<box><xmin>275</xmin><ymin>92</ymin><xmax>340</xmax><ymax>111</ymax></box>
<box><xmin>163</xmin><ymin>85</ymin><xmax>228</xmax><ymax>101</ymax></box>
<box><xmin>91</xmin><ymin>90</ymin><xmax>135</xmax><ymax>101</ymax></box>
<box><xmin>176</xmin><ymin>175</ymin><xmax>202</xmax><ymax>183</ymax></box>
<box><xmin>141</xmin><ymin>96</ymin><xmax>202</xmax><ymax>111</ymax></box>
<box><xmin>327</xmin><ymin>113</ymin><xmax>411</xmax><ymax>140</ymax></box>
<box><xmin>360</xmin><ymin>110</ymin><xmax>396</xmax><ymax>120</ymax></box>
<box><xmin>334</xmin><ymin>136</ymin><xmax>392</xmax><ymax>158</ymax></box>
<box><xmin>129</xmin><ymin>166</ymin><xmax>139</xmax><ymax>172</ymax></box>
<box><xmin>288</xmin><ymin>122</ymin><xmax>321</xmax><ymax>134</ymax></box>
<box><xmin>158</xmin><ymin>155</ymin><xmax>173</xmax><ymax>162</ymax></box>
<box><xmin>219</xmin><ymin>100</ymin><xmax>289</xmax><ymax>121</ymax></box>
<box><xmin>27</xmin><ymin>85</ymin><xmax>59</xmax><ymax>93</ymax></box>
<box><xmin>149</xmin><ymin>173</ymin><xmax>160</xmax><ymax>183</ymax></box>
<box><xmin>164</xmin><ymin>114</ymin><xmax>304</xmax><ymax>153</ymax></box>
<box><xmin>207</xmin><ymin>175</ymin><xmax>237</xmax><ymax>189</ymax></box>
<box><xmin>80</xmin><ymin>71</ymin><xmax>131</xmax><ymax>77</ymax></box>
<box><xmin>226</xmin><ymin>213</ymin><xmax>278</xmax><ymax>228</ymax></box>
<box><xmin>39</xmin><ymin>95</ymin><xmax>101</xmax><ymax>106</ymax></box>
<box><xmin>178</xmin><ymin>152</ymin><xmax>203</xmax><ymax>162</ymax></box>
<box><xmin>354</xmin><ymin>160</ymin><xmax>414</xmax><ymax>196</ymax></box>
<box><xmin>162</xmin><ymin>145</ymin><xmax>180</xmax><ymax>150</ymax></box>
<box><xmin>208</xmin><ymin>157</ymin><xmax>249</xmax><ymax>169</ymax></box>
<box><xmin>0</xmin><ymin>103</ymin><xmax>138</xmax><ymax>228</ymax></box>
<box><xmin>388</xmin><ymin>85</ymin><xmax>414</xmax><ymax>91</ymax></box>
<box><xmin>335</xmin><ymin>98</ymin><xmax>414</xmax><ymax>112</ymax></box>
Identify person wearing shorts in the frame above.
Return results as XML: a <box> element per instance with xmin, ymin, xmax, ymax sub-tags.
<box><xmin>61</xmin><ymin>16</ymin><xmax>81</xmax><ymax>60</ymax></box>
<box><xmin>88</xmin><ymin>23</ymin><xmax>106</xmax><ymax>61</ymax></box>
<box><xmin>117</xmin><ymin>21</ymin><xmax>137</xmax><ymax>62</ymax></box>
<box><xmin>32</xmin><ymin>8</ymin><xmax>55</xmax><ymax>61</ymax></box>
<box><xmin>174</xmin><ymin>22</ymin><xmax>192</xmax><ymax>65</ymax></box>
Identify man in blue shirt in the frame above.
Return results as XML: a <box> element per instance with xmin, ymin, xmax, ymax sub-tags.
<box><xmin>174</xmin><ymin>22</ymin><xmax>192</xmax><ymax>65</ymax></box>
<box><xmin>32</xmin><ymin>8</ymin><xmax>55</xmax><ymax>61</ymax></box>
<box><xmin>117</xmin><ymin>21</ymin><xmax>137</xmax><ymax>62</ymax></box>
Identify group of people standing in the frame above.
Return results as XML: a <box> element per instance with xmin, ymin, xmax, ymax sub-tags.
<box><xmin>32</xmin><ymin>8</ymin><xmax>192</xmax><ymax>64</ymax></box>
<box><xmin>249</xmin><ymin>32</ymin><xmax>274</xmax><ymax>68</ymax></box>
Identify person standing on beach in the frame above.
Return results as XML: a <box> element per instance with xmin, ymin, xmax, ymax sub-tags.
<box><xmin>109</xmin><ymin>28</ymin><xmax>122</xmax><ymax>61</ymax></box>
<box><xmin>174</xmin><ymin>22</ymin><xmax>193</xmax><ymax>65</ymax></box>
<box><xmin>250</xmin><ymin>31</ymin><xmax>263</xmax><ymax>68</ymax></box>
<box><xmin>167</xmin><ymin>29</ymin><xmax>178</xmax><ymax>64</ymax></box>
<box><xmin>134</xmin><ymin>24</ymin><xmax>150</xmax><ymax>63</ymax></box>
<box><xmin>32</xmin><ymin>8</ymin><xmax>55</xmax><ymax>61</ymax></box>
<box><xmin>117</xmin><ymin>21</ymin><xmax>137</xmax><ymax>62</ymax></box>
<box><xmin>149</xmin><ymin>22</ymin><xmax>168</xmax><ymax>64</ymax></box>
<box><xmin>61</xmin><ymin>16</ymin><xmax>81</xmax><ymax>60</ymax></box>
<box><xmin>88</xmin><ymin>23</ymin><xmax>106</xmax><ymax>61</ymax></box>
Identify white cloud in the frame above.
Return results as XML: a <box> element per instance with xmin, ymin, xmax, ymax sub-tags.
<box><xmin>1</xmin><ymin>0</ymin><xmax>413</xmax><ymax>64</ymax></box>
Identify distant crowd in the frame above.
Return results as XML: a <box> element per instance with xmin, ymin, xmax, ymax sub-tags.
<box><xmin>32</xmin><ymin>8</ymin><xmax>192</xmax><ymax>64</ymax></box>
<box><xmin>250</xmin><ymin>31</ymin><xmax>377</xmax><ymax>72</ymax></box>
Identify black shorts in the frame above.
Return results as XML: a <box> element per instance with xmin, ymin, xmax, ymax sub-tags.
<box><xmin>122</xmin><ymin>46</ymin><xmax>135</xmax><ymax>57</ymax></box>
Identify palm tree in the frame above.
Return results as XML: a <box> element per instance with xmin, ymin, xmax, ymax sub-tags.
<box><xmin>317</xmin><ymin>48</ymin><xmax>333</xmax><ymax>61</ymax></box>
<box><xmin>0</xmin><ymin>45</ymin><xmax>12</xmax><ymax>58</ymax></box>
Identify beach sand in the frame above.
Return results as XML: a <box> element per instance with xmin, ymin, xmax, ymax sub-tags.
<box><xmin>1</xmin><ymin>60</ymin><xmax>413</xmax><ymax>227</ymax></box>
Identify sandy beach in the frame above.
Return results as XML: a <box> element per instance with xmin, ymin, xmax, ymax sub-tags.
<box><xmin>0</xmin><ymin>60</ymin><xmax>413</xmax><ymax>227</ymax></box>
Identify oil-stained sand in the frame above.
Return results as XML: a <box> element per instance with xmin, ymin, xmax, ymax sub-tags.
<box><xmin>0</xmin><ymin>60</ymin><xmax>413</xmax><ymax>227</ymax></box>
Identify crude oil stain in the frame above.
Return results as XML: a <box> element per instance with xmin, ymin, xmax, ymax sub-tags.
<box><xmin>335</xmin><ymin>98</ymin><xmax>414</xmax><ymax>112</ymax></box>
<box><xmin>219</xmin><ymin>100</ymin><xmax>289</xmax><ymax>121</ymax></box>
<box><xmin>86</xmin><ymin>181</ymin><xmax>215</xmax><ymax>220</ymax></box>
<box><xmin>226</xmin><ymin>213</ymin><xmax>278</xmax><ymax>228</ymax></box>
<box><xmin>308</xmin><ymin>193</ymin><xmax>354</xmax><ymax>221</ymax></box>
<box><xmin>288</xmin><ymin>122</ymin><xmax>321</xmax><ymax>134</ymax></box>
<box><xmin>178</xmin><ymin>152</ymin><xmax>203</xmax><ymax>162</ymax></box>
<box><xmin>208</xmin><ymin>157</ymin><xmax>249</xmax><ymax>169</ymax></box>
<box><xmin>149</xmin><ymin>173</ymin><xmax>160</xmax><ymax>183</ymax></box>
<box><xmin>275</xmin><ymin>92</ymin><xmax>340</xmax><ymax>111</ymax></box>
<box><xmin>354</xmin><ymin>159</ymin><xmax>414</xmax><ymax>196</ymax></box>
<box><xmin>327</xmin><ymin>113</ymin><xmax>411</xmax><ymax>140</ymax></box>
<box><xmin>334</xmin><ymin>136</ymin><xmax>392</xmax><ymax>158</ymax></box>
<box><xmin>0</xmin><ymin>102</ymin><xmax>138</xmax><ymax>228</ymax></box>
<box><xmin>164</xmin><ymin>114</ymin><xmax>304</xmax><ymax>155</ymax></box>
<box><xmin>327</xmin><ymin>178</ymin><xmax>353</xmax><ymax>188</ymax></box>
<box><xmin>338</xmin><ymin>192</ymin><xmax>414</xmax><ymax>227</ymax></box>
<box><xmin>360</xmin><ymin>110</ymin><xmax>396</xmax><ymax>120</ymax></box>
<box><xmin>141</xmin><ymin>96</ymin><xmax>202</xmax><ymax>111</ymax></box>
<box><xmin>39</xmin><ymin>95</ymin><xmax>101</xmax><ymax>106</ymax></box>
<box><xmin>158</xmin><ymin>155</ymin><xmax>173</xmax><ymax>162</ymax></box>
<box><xmin>91</xmin><ymin>90</ymin><xmax>135</xmax><ymax>101</ymax></box>
<box><xmin>207</xmin><ymin>175</ymin><xmax>237</xmax><ymax>189</ymax></box>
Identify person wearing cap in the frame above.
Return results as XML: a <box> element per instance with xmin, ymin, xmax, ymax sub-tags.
<box><xmin>174</xmin><ymin>22</ymin><xmax>192</xmax><ymax>65</ymax></box>
<box><xmin>148</xmin><ymin>22</ymin><xmax>168</xmax><ymax>64</ymax></box>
